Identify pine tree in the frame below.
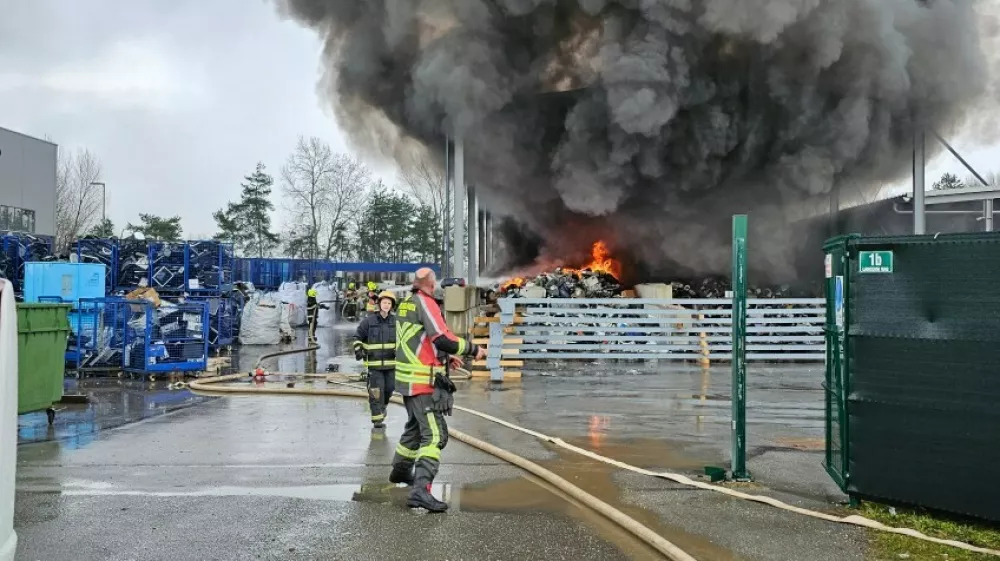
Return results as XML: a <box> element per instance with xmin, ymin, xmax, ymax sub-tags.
<box><xmin>214</xmin><ymin>162</ymin><xmax>280</xmax><ymax>257</ymax></box>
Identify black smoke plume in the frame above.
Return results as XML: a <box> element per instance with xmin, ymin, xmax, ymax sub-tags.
<box><xmin>274</xmin><ymin>0</ymin><xmax>993</xmax><ymax>284</ymax></box>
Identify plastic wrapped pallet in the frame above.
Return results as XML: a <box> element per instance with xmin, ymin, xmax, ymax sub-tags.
<box><xmin>239</xmin><ymin>292</ymin><xmax>281</xmax><ymax>345</ymax></box>
<box><xmin>278</xmin><ymin>281</ymin><xmax>307</xmax><ymax>326</ymax></box>
<box><xmin>312</xmin><ymin>281</ymin><xmax>337</xmax><ymax>327</ymax></box>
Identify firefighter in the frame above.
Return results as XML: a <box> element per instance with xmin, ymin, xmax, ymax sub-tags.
<box><xmin>365</xmin><ymin>281</ymin><xmax>379</xmax><ymax>315</ymax></box>
<box><xmin>306</xmin><ymin>286</ymin><xmax>329</xmax><ymax>342</ymax></box>
<box><xmin>388</xmin><ymin>268</ymin><xmax>485</xmax><ymax>512</ymax></box>
<box><xmin>352</xmin><ymin>290</ymin><xmax>397</xmax><ymax>428</ymax></box>
<box><xmin>342</xmin><ymin>282</ymin><xmax>359</xmax><ymax>321</ymax></box>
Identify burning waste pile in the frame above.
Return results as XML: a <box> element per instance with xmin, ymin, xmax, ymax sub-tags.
<box><xmin>499</xmin><ymin>242</ymin><xmax>622</xmax><ymax>298</ymax></box>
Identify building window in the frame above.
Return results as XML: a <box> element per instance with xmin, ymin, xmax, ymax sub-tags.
<box><xmin>0</xmin><ymin>205</ymin><xmax>36</xmax><ymax>233</ymax></box>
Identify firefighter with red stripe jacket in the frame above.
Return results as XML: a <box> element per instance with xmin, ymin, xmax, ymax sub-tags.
<box><xmin>388</xmin><ymin>268</ymin><xmax>485</xmax><ymax>512</ymax></box>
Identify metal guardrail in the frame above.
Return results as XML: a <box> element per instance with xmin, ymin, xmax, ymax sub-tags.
<box><xmin>488</xmin><ymin>298</ymin><xmax>825</xmax><ymax>380</ymax></box>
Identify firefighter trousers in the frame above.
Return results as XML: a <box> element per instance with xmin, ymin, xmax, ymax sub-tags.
<box><xmin>390</xmin><ymin>393</ymin><xmax>448</xmax><ymax>487</ymax></box>
<box><xmin>367</xmin><ymin>368</ymin><xmax>395</xmax><ymax>423</ymax></box>
<box><xmin>307</xmin><ymin>308</ymin><xmax>319</xmax><ymax>340</ymax></box>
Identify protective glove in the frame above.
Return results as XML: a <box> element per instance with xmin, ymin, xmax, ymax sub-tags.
<box><xmin>355</xmin><ymin>349</ymin><xmax>364</xmax><ymax>361</ymax></box>
<box><xmin>431</xmin><ymin>386</ymin><xmax>454</xmax><ymax>416</ymax></box>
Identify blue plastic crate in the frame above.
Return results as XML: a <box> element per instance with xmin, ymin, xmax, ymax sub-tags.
<box><xmin>23</xmin><ymin>262</ymin><xmax>106</xmax><ymax>304</ymax></box>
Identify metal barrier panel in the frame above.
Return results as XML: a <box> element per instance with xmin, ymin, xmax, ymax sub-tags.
<box><xmin>123</xmin><ymin>300</ymin><xmax>208</xmax><ymax>373</ymax></box>
<box><xmin>836</xmin><ymin>232</ymin><xmax>1000</xmax><ymax>522</ymax></box>
<box><xmin>822</xmin><ymin>237</ymin><xmax>850</xmax><ymax>492</ymax></box>
<box><xmin>491</xmin><ymin>298</ymin><xmax>824</xmax><ymax>372</ymax></box>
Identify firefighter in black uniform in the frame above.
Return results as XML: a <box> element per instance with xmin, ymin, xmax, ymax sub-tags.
<box><xmin>306</xmin><ymin>286</ymin><xmax>329</xmax><ymax>343</ymax></box>
<box><xmin>352</xmin><ymin>290</ymin><xmax>397</xmax><ymax>428</ymax></box>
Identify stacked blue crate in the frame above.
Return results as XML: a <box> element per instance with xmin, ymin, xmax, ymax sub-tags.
<box><xmin>75</xmin><ymin>238</ymin><xmax>117</xmax><ymax>294</ymax></box>
<box><xmin>186</xmin><ymin>240</ymin><xmax>234</xmax><ymax>293</ymax></box>
<box><xmin>123</xmin><ymin>299</ymin><xmax>208</xmax><ymax>376</ymax></box>
<box><xmin>0</xmin><ymin>232</ymin><xmax>55</xmax><ymax>295</ymax></box>
<box><xmin>116</xmin><ymin>237</ymin><xmax>151</xmax><ymax>292</ymax></box>
<box><xmin>148</xmin><ymin>241</ymin><xmax>187</xmax><ymax>293</ymax></box>
<box><xmin>188</xmin><ymin>295</ymin><xmax>236</xmax><ymax>350</ymax></box>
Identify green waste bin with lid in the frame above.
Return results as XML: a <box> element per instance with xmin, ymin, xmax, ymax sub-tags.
<box><xmin>16</xmin><ymin>303</ymin><xmax>71</xmax><ymax>415</ymax></box>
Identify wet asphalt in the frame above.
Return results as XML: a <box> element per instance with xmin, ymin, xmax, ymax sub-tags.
<box><xmin>13</xmin><ymin>318</ymin><xmax>865</xmax><ymax>561</ymax></box>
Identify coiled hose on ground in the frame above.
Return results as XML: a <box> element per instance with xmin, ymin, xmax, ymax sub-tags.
<box><xmin>182</xmin><ymin>348</ymin><xmax>1000</xmax><ymax>559</ymax></box>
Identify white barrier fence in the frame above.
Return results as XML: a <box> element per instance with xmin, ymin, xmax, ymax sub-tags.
<box><xmin>487</xmin><ymin>298</ymin><xmax>825</xmax><ymax>379</ymax></box>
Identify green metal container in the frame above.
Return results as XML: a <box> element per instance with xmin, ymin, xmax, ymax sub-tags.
<box><xmin>16</xmin><ymin>303</ymin><xmax>71</xmax><ymax>415</ymax></box>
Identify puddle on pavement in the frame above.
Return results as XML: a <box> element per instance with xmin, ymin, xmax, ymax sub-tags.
<box><xmin>564</xmin><ymin>434</ymin><xmax>714</xmax><ymax>471</ymax></box>
<box><xmin>462</xmin><ymin>447</ymin><xmax>745</xmax><ymax>561</ymax></box>
<box><xmin>17</xmin><ymin>378</ymin><xmax>212</xmax><ymax>448</ymax></box>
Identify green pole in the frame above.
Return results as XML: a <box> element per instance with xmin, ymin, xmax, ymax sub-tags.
<box><xmin>731</xmin><ymin>214</ymin><xmax>751</xmax><ymax>481</ymax></box>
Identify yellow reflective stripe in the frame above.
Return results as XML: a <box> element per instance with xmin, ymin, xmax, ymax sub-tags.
<box><xmin>456</xmin><ymin>338</ymin><xmax>467</xmax><ymax>355</ymax></box>
<box><xmin>363</xmin><ymin>343</ymin><xmax>394</xmax><ymax>350</ymax></box>
<box><xmin>371</xmin><ymin>413</ymin><xmax>386</xmax><ymax>421</ymax></box>
<box><xmin>395</xmin><ymin>371</ymin><xmax>432</xmax><ymax>385</ymax></box>
<box><xmin>395</xmin><ymin>444</ymin><xmax>418</xmax><ymax>459</ymax></box>
<box><xmin>352</xmin><ymin>340</ymin><xmax>363</xmax><ymax>347</ymax></box>
<box><xmin>417</xmin><ymin>412</ymin><xmax>442</xmax><ymax>461</ymax></box>
<box><xmin>365</xmin><ymin>360</ymin><xmax>397</xmax><ymax>367</ymax></box>
<box><xmin>396</xmin><ymin>363</ymin><xmax>431</xmax><ymax>373</ymax></box>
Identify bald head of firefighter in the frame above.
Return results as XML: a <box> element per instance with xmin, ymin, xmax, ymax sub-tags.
<box><xmin>389</xmin><ymin>267</ymin><xmax>486</xmax><ymax>512</ymax></box>
<box><xmin>352</xmin><ymin>290</ymin><xmax>398</xmax><ymax>429</ymax></box>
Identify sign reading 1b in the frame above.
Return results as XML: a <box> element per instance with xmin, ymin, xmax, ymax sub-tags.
<box><xmin>858</xmin><ymin>250</ymin><xmax>894</xmax><ymax>274</ymax></box>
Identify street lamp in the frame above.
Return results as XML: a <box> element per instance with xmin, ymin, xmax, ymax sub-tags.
<box><xmin>89</xmin><ymin>182</ymin><xmax>106</xmax><ymax>222</ymax></box>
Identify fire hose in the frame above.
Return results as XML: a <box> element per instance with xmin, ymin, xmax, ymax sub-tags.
<box><xmin>182</xmin><ymin>350</ymin><xmax>1000</xmax><ymax>559</ymax></box>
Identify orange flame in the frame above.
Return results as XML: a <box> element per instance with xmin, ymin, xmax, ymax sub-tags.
<box><xmin>499</xmin><ymin>241</ymin><xmax>621</xmax><ymax>291</ymax></box>
<box><xmin>563</xmin><ymin>241</ymin><xmax>622</xmax><ymax>280</ymax></box>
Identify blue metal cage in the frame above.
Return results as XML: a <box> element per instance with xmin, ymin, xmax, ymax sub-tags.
<box><xmin>0</xmin><ymin>232</ymin><xmax>54</xmax><ymax>295</ymax></box>
<box><xmin>123</xmin><ymin>300</ymin><xmax>209</xmax><ymax>373</ymax></box>
<box><xmin>72</xmin><ymin>298</ymin><xmax>130</xmax><ymax>372</ymax></box>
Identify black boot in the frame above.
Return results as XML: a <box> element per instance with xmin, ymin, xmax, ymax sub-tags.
<box><xmin>389</xmin><ymin>466</ymin><xmax>414</xmax><ymax>486</ymax></box>
<box><xmin>407</xmin><ymin>485</ymin><xmax>448</xmax><ymax>512</ymax></box>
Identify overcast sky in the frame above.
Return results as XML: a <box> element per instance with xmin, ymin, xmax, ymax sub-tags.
<box><xmin>1</xmin><ymin>0</ymin><xmax>401</xmax><ymax>238</ymax></box>
<box><xmin>3</xmin><ymin>0</ymin><xmax>998</xmax><ymax>237</ymax></box>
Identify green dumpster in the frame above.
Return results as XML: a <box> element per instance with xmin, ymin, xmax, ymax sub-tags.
<box><xmin>16</xmin><ymin>303</ymin><xmax>71</xmax><ymax>415</ymax></box>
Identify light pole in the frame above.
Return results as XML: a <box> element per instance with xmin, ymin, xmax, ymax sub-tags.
<box><xmin>89</xmin><ymin>182</ymin><xmax>106</xmax><ymax>223</ymax></box>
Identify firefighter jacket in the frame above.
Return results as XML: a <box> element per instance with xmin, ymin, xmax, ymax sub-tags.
<box><xmin>307</xmin><ymin>288</ymin><xmax>328</xmax><ymax>315</ymax></box>
<box><xmin>352</xmin><ymin>312</ymin><xmax>396</xmax><ymax>370</ymax></box>
<box><xmin>394</xmin><ymin>289</ymin><xmax>479</xmax><ymax>397</ymax></box>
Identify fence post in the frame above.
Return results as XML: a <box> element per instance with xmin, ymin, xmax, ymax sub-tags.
<box><xmin>731</xmin><ymin>214</ymin><xmax>752</xmax><ymax>481</ymax></box>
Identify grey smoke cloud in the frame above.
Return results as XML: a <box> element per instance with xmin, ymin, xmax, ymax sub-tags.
<box><xmin>273</xmin><ymin>0</ymin><xmax>993</xmax><ymax>283</ymax></box>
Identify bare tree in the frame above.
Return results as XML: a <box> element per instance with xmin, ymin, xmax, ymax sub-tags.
<box><xmin>399</xmin><ymin>150</ymin><xmax>446</xmax><ymax>223</ymax></box>
<box><xmin>281</xmin><ymin>137</ymin><xmax>333</xmax><ymax>259</ymax></box>
<box><xmin>281</xmin><ymin>136</ymin><xmax>371</xmax><ymax>260</ymax></box>
<box><xmin>55</xmin><ymin>148</ymin><xmax>103</xmax><ymax>253</ymax></box>
<box><xmin>963</xmin><ymin>170</ymin><xmax>1000</xmax><ymax>187</ymax></box>
<box><xmin>323</xmin><ymin>154</ymin><xmax>370</xmax><ymax>260</ymax></box>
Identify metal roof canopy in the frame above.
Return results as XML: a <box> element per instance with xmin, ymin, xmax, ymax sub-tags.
<box><xmin>922</xmin><ymin>185</ymin><xmax>1000</xmax><ymax>205</ymax></box>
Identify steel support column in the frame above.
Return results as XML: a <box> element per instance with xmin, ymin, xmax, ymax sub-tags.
<box><xmin>913</xmin><ymin>130</ymin><xmax>926</xmax><ymax>235</ymax></box>
<box><xmin>467</xmin><ymin>185</ymin><xmax>479</xmax><ymax>286</ymax></box>
<box><xmin>452</xmin><ymin>134</ymin><xmax>466</xmax><ymax>279</ymax></box>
